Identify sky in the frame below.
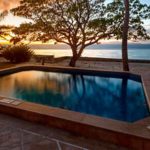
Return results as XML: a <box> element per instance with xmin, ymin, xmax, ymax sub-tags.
<box><xmin>0</xmin><ymin>0</ymin><xmax>149</xmax><ymax>43</ymax></box>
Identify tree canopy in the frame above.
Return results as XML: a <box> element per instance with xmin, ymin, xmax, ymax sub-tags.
<box><xmin>11</xmin><ymin>0</ymin><xmax>150</xmax><ymax>66</ymax></box>
<box><xmin>107</xmin><ymin>0</ymin><xmax>150</xmax><ymax>71</ymax></box>
<box><xmin>12</xmin><ymin>0</ymin><xmax>113</xmax><ymax>44</ymax></box>
<box><xmin>107</xmin><ymin>0</ymin><xmax>150</xmax><ymax>40</ymax></box>
<box><xmin>11</xmin><ymin>0</ymin><xmax>117</xmax><ymax>66</ymax></box>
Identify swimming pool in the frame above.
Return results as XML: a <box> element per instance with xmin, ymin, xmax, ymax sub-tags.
<box><xmin>0</xmin><ymin>69</ymin><xmax>149</xmax><ymax>122</ymax></box>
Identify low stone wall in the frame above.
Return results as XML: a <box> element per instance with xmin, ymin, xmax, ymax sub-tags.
<box><xmin>52</xmin><ymin>56</ymin><xmax>150</xmax><ymax>63</ymax></box>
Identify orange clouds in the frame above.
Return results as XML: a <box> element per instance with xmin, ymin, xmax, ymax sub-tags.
<box><xmin>0</xmin><ymin>0</ymin><xmax>20</xmax><ymax>11</ymax></box>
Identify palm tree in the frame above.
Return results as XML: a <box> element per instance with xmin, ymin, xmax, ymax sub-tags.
<box><xmin>122</xmin><ymin>0</ymin><xmax>129</xmax><ymax>71</ymax></box>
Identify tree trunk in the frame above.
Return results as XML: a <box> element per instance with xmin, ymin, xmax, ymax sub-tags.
<box><xmin>69</xmin><ymin>47</ymin><xmax>84</xmax><ymax>67</ymax></box>
<box><xmin>69</xmin><ymin>56</ymin><xmax>78</xmax><ymax>67</ymax></box>
<box><xmin>122</xmin><ymin>0</ymin><xmax>129</xmax><ymax>71</ymax></box>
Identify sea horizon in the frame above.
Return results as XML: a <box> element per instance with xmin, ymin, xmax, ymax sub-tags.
<box><xmin>30</xmin><ymin>43</ymin><xmax>150</xmax><ymax>60</ymax></box>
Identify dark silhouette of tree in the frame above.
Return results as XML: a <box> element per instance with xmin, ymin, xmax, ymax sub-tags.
<box><xmin>122</xmin><ymin>0</ymin><xmax>129</xmax><ymax>71</ymax></box>
<box><xmin>11</xmin><ymin>0</ymin><xmax>116</xmax><ymax>67</ymax></box>
<box><xmin>11</xmin><ymin>0</ymin><xmax>150</xmax><ymax>69</ymax></box>
<box><xmin>107</xmin><ymin>0</ymin><xmax>150</xmax><ymax>71</ymax></box>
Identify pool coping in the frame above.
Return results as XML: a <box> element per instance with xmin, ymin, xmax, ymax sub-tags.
<box><xmin>0</xmin><ymin>65</ymin><xmax>150</xmax><ymax>149</ymax></box>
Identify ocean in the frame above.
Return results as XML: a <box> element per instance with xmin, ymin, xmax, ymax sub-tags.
<box><xmin>31</xmin><ymin>43</ymin><xmax>150</xmax><ymax>60</ymax></box>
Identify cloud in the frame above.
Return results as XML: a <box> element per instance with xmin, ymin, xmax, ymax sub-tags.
<box><xmin>145</xmin><ymin>24</ymin><xmax>150</xmax><ymax>34</ymax></box>
<box><xmin>0</xmin><ymin>0</ymin><xmax>20</xmax><ymax>11</ymax></box>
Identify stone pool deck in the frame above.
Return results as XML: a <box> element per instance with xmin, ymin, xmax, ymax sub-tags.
<box><xmin>0</xmin><ymin>113</ymin><xmax>128</xmax><ymax>150</ymax></box>
<box><xmin>0</xmin><ymin>58</ymin><xmax>150</xmax><ymax>150</ymax></box>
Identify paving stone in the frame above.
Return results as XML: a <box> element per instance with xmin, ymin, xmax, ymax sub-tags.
<box><xmin>0</xmin><ymin>113</ymin><xmax>129</xmax><ymax>150</ymax></box>
<box><xmin>0</xmin><ymin>128</ymin><xmax>21</xmax><ymax>147</ymax></box>
<box><xmin>0</xmin><ymin>99</ymin><xmax>14</xmax><ymax>104</ymax></box>
<box><xmin>60</xmin><ymin>143</ymin><xmax>86</xmax><ymax>150</ymax></box>
<box><xmin>11</xmin><ymin>147</ymin><xmax>21</xmax><ymax>150</ymax></box>
<box><xmin>23</xmin><ymin>139</ymin><xmax>58</xmax><ymax>150</ymax></box>
<box><xmin>11</xmin><ymin>101</ymin><xmax>22</xmax><ymax>106</ymax></box>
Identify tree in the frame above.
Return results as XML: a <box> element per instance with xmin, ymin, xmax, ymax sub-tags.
<box><xmin>107</xmin><ymin>0</ymin><xmax>150</xmax><ymax>71</ymax></box>
<box><xmin>122</xmin><ymin>0</ymin><xmax>129</xmax><ymax>71</ymax></box>
<box><xmin>11</xmin><ymin>0</ymin><xmax>116</xmax><ymax>67</ymax></box>
<box><xmin>11</xmin><ymin>0</ymin><xmax>150</xmax><ymax>69</ymax></box>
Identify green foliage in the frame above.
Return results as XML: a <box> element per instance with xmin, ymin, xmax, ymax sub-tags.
<box><xmin>11</xmin><ymin>0</ymin><xmax>150</xmax><ymax>43</ymax></box>
<box><xmin>2</xmin><ymin>45</ymin><xmax>34</xmax><ymax>63</ymax></box>
<box><xmin>10</xmin><ymin>0</ymin><xmax>150</xmax><ymax>66</ymax></box>
<box><xmin>11</xmin><ymin>0</ymin><xmax>109</xmax><ymax>46</ymax></box>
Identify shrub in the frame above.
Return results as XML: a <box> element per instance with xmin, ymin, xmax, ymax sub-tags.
<box><xmin>2</xmin><ymin>45</ymin><xmax>34</xmax><ymax>63</ymax></box>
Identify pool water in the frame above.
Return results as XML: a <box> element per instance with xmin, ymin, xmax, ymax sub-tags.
<box><xmin>0</xmin><ymin>70</ymin><xmax>149</xmax><ymax>122</ymax></box>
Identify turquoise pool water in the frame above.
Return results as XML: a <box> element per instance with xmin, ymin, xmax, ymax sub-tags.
<box><xmin>0</xmin><ymin>70</ymin><xmax>149</xmax><ymax>122</ymax></box>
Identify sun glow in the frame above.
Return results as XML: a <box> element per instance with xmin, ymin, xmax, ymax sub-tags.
<box><xmin>0</xmin><ymin>0</ymin><xmax>149</xmax><ymax>44</ymax></box>
<box><xmin>0</xmin><ymin>13</ymin><xmax>30</xmax><ymax>27</ymax></box>
<box><xmin>0</xmin><ymin>36</ymin><xmax>56</xmax><ymax>45</ymax></box>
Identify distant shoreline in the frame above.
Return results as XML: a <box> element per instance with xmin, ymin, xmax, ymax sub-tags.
<box><xmin>1</xmin><ymin>43</ymin><xmax>150</xmax><ymax>50</ymax></box>
<box><xmin>1</xmin><ymin>43</ymin><xmax>150</xmax><ymax>60</ymax></box>
<box><xmin>33</xmin><ymin>48</ymin><xmax>150</xmax><ymax>60</ymax></box>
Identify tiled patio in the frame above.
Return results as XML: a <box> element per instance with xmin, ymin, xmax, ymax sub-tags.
<box><xmin>0</xmin><ymin>58</ymin><xmax>150</xmax><ymax>150</ymax></box>
<box><xmin>0</xmin><ymin>114</ymin><xmax>128</xmax><ymax>150</ymax></box>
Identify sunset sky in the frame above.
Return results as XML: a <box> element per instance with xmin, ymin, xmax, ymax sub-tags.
<box><xmin>0</xmin><ymin>0</ymin><xmax>150</xmax><ymax>43</ymax></box>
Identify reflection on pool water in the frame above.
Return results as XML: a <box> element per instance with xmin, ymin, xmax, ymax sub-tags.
<box><xmin>0</xmin><ymin>70</ymin><xmax>149</xmax><ymax>122</ymax></box>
